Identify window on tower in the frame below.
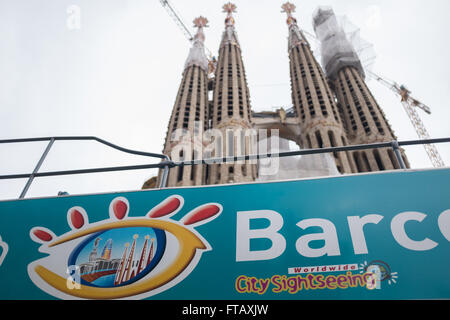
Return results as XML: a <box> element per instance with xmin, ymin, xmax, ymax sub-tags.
<box><xmin>362</xmin><ymin>152</ymin><xmax>371</xmax><ymax>172</ymax></box>
<box><xmin>306</xmin><ymin>134</ymin><xmax>312</xmax><ymax>149</ymax></box>
<box><xmin>388</xmin><ymin>149</ymin><xmax>400</xmax><ymax>169</ymax></box>
<box><xmin>373</xmin><ymin>149</ymin><xmax>385</xmax><ymax>171</ymax></box>
<box><xmin>315</xmin><ymin>131</ymin><xmax>323</xmax><ymax>149</ymax></box>
<box><xmin>242</xmin><ymin>164</ymin><xmax>247</xmax><ymax>177</ymax></box>
<box><xmin>177</xmin><ymin>150</ymin><xmax>184</xmax><ymax>182</ymax></box>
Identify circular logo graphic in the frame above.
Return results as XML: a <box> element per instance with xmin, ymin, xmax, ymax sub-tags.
<box><xmin>68</xmin><ymin>227</ymin><xmax>166</xmax><ymax>288</ymax></box>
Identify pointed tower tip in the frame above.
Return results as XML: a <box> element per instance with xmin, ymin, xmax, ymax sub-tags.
<box><xmin>223</xmin><ymin>2</ymin><xmax>236</xmax><ymax>27</ymax></box>
<box><xmin>281</xmin><ymin>2</ymin><xmax>296</xmax><ymax>15</ymax></box>
<box><xmin>192</xmin><ymin>16</ymin><xmax>208</xmax><ymax>43</ymax></box>
<box><xmin>219</xmin><ymin>2</ymin><xmax>240</xmax><ymax>48</ymax></box>
<box><xmin>282</xmin><ymin>2</ymin><xmax>308</xmax><ymax>49</ymax></box>
<box><xmin>282</xmin><ymin>2</ymin><xmax>298</xmax><ymax>26</ymax></box>
<box><xmin>185</xmin><ymin>15</ymin><xmax>209</xmax><ymax>72</ymax></box>
<box><xmin>223</xmin><ymin>2</ymin><xmax>237</xmax><ymax>14</ymax></box>
<box><xmin>193</xmin><ymin>16</ymin><xmax>209</xmax><ymax>29</ymax></box>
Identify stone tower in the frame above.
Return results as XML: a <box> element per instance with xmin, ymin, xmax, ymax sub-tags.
<box><xmin>207</xmin><ymin>3</ymin><xmax>257</xmax><ymax>185</ymax></box>
<box><xmin>312</xmin><ymin>7</ymin><xmax>410</xmax><ymax>172</ymax></box>
<box><xmin>282</xmin><ymin>3</ymin><xmax>355</xmax><ymax>174</ymax></box>
<box><xmin>158</xmin><ymin>17</ymin><xmax>210</xmax><ymax>187</ymax></box>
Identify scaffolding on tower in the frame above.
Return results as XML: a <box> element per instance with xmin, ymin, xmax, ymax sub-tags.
<box><xmin>312</xmin><ymin>6</ymin><xmax>444</xmax><ymax>168</ymax></box>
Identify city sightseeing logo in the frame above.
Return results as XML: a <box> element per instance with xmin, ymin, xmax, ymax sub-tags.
<box><xmin>27</xmin><ymin>195</ymin><xmax>222</xmax><ymax>300</ymax></box>
<box><xmin>236</xmin><ymin>261</ymin><xmax>399</xmax><ymax>294</ymax></box>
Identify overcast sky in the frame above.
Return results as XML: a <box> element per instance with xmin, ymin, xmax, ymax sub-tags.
<box><xmin>1</xmin><ymin>0</ymin><xmax>449</xmax><ymax>200</ymax></box>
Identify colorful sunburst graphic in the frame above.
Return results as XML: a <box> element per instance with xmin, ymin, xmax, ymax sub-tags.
<box><xmin>359</xmin><ymin>260</ymin><xmax>398</xmax><ymax>285</ymax></box>
<box><xmin>27</xmin><ymin>195</ymin><xmax>223</xmax><ymax>300</ymax></box>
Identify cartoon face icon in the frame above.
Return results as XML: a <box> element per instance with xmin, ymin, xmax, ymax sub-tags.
<box><xmin>28</xmin><ymin>195</ymin><xmax>222</xmax><ymax>300</ymax></box>
<box><xmin>0</xmin><ymin>235</ymin><xmax>8</xmax><ymax>267</ymax></box>
<box><xmin>362</xmin><ymin>260</ymin><xmax>398</xmax><ymax>285</ymax></box>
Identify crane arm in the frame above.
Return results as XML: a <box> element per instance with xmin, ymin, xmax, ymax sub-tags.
<box><xmin>159</xmin><ymin>0</ymin><xmax>213</xmax><ymax>59</ymax></box>
<box><xmin>367</xmin><ymin>70</ymin><xmax>431</xmax><ymax>114</ymax></box>
<box><xmin>367</xmin><ymin>71</ymin><xmax>443</xmax><ymax>167</ymax></box>
<box><xmin>159</xmin><ymin>0</ymin><xmax>193</xmax><ymax>41</ymax></box>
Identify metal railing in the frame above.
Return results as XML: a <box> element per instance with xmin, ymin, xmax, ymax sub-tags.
<box><xmin>0</xmin><ymin>136</ymin><xmax>170</xmax><ymax>199</ymax></box>
<box><xmin>0</xmin><ymin>136</ymin><xmax>448</xmax><ymax>199</ymax></box>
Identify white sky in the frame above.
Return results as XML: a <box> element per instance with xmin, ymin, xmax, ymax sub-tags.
<box><xmin>1</xmin><ymin>0</ymin><xmax>449</xmax><ymax>200</ymax></box>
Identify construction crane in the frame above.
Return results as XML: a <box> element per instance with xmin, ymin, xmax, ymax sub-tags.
<box><xmin>367</xmin><ymin>70</ymin><xmax>445</xmax><ymax>168</ymax></box>
<box><xmin>159</xmin><ymin>0</ymin><xmax>215</xmax><ymax>75</ymax></box>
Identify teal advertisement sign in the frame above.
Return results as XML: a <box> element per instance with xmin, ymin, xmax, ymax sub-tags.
<box><xmin>0</xmin><ymin>169</ymin><xmax>449</xmax><ymax>300</ymax></box>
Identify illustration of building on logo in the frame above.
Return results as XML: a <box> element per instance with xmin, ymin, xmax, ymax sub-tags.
<box><xmin>114</xmin><ymin>234</ymin><xmax>154</xmax><ymax>286</ymax></box>
<box><xmin>78</xmin><ymin>234</ymin><xmax>154</xmax><ymax>285</ymax></box>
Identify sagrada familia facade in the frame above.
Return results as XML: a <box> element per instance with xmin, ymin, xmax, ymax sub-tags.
<box><xmin>153</xmin><ymin>2</ymin><xmax>410</xmax><ymax>188</ymax></box>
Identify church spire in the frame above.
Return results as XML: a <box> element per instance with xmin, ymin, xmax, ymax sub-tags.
<box><xmin>282</xmin><ymin>2</ymin><xmax>355</xmax><ymax>174</ymax></box>
<box><xmin>281</xmin><ymin>2</ymin><xmax>309</xmax><ymax>49</ymax></box>
<box><xmin>185</xmin><ymin>16</ymin><xmax>209</xmax><ymax>72</ymax></box>
<box><xmin>158</xmin><ymin>15</ymin><xmax>210</xmax><ymax>187</ymax></box>
<box><xmin>208</xmin><ymin>2</ymin><xmax>256</xmax><ymax>185</ymax></box>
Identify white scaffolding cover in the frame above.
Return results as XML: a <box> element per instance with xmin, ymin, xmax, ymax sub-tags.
<box><xmin>312</xmin><ymin>6</ymin><xmax>376</xmax><ymax>80</ymax></box>
<box><xmin>184</xmin><ymin>26</ymin><xmax>209</xmax><ymax>72</ymax></box>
